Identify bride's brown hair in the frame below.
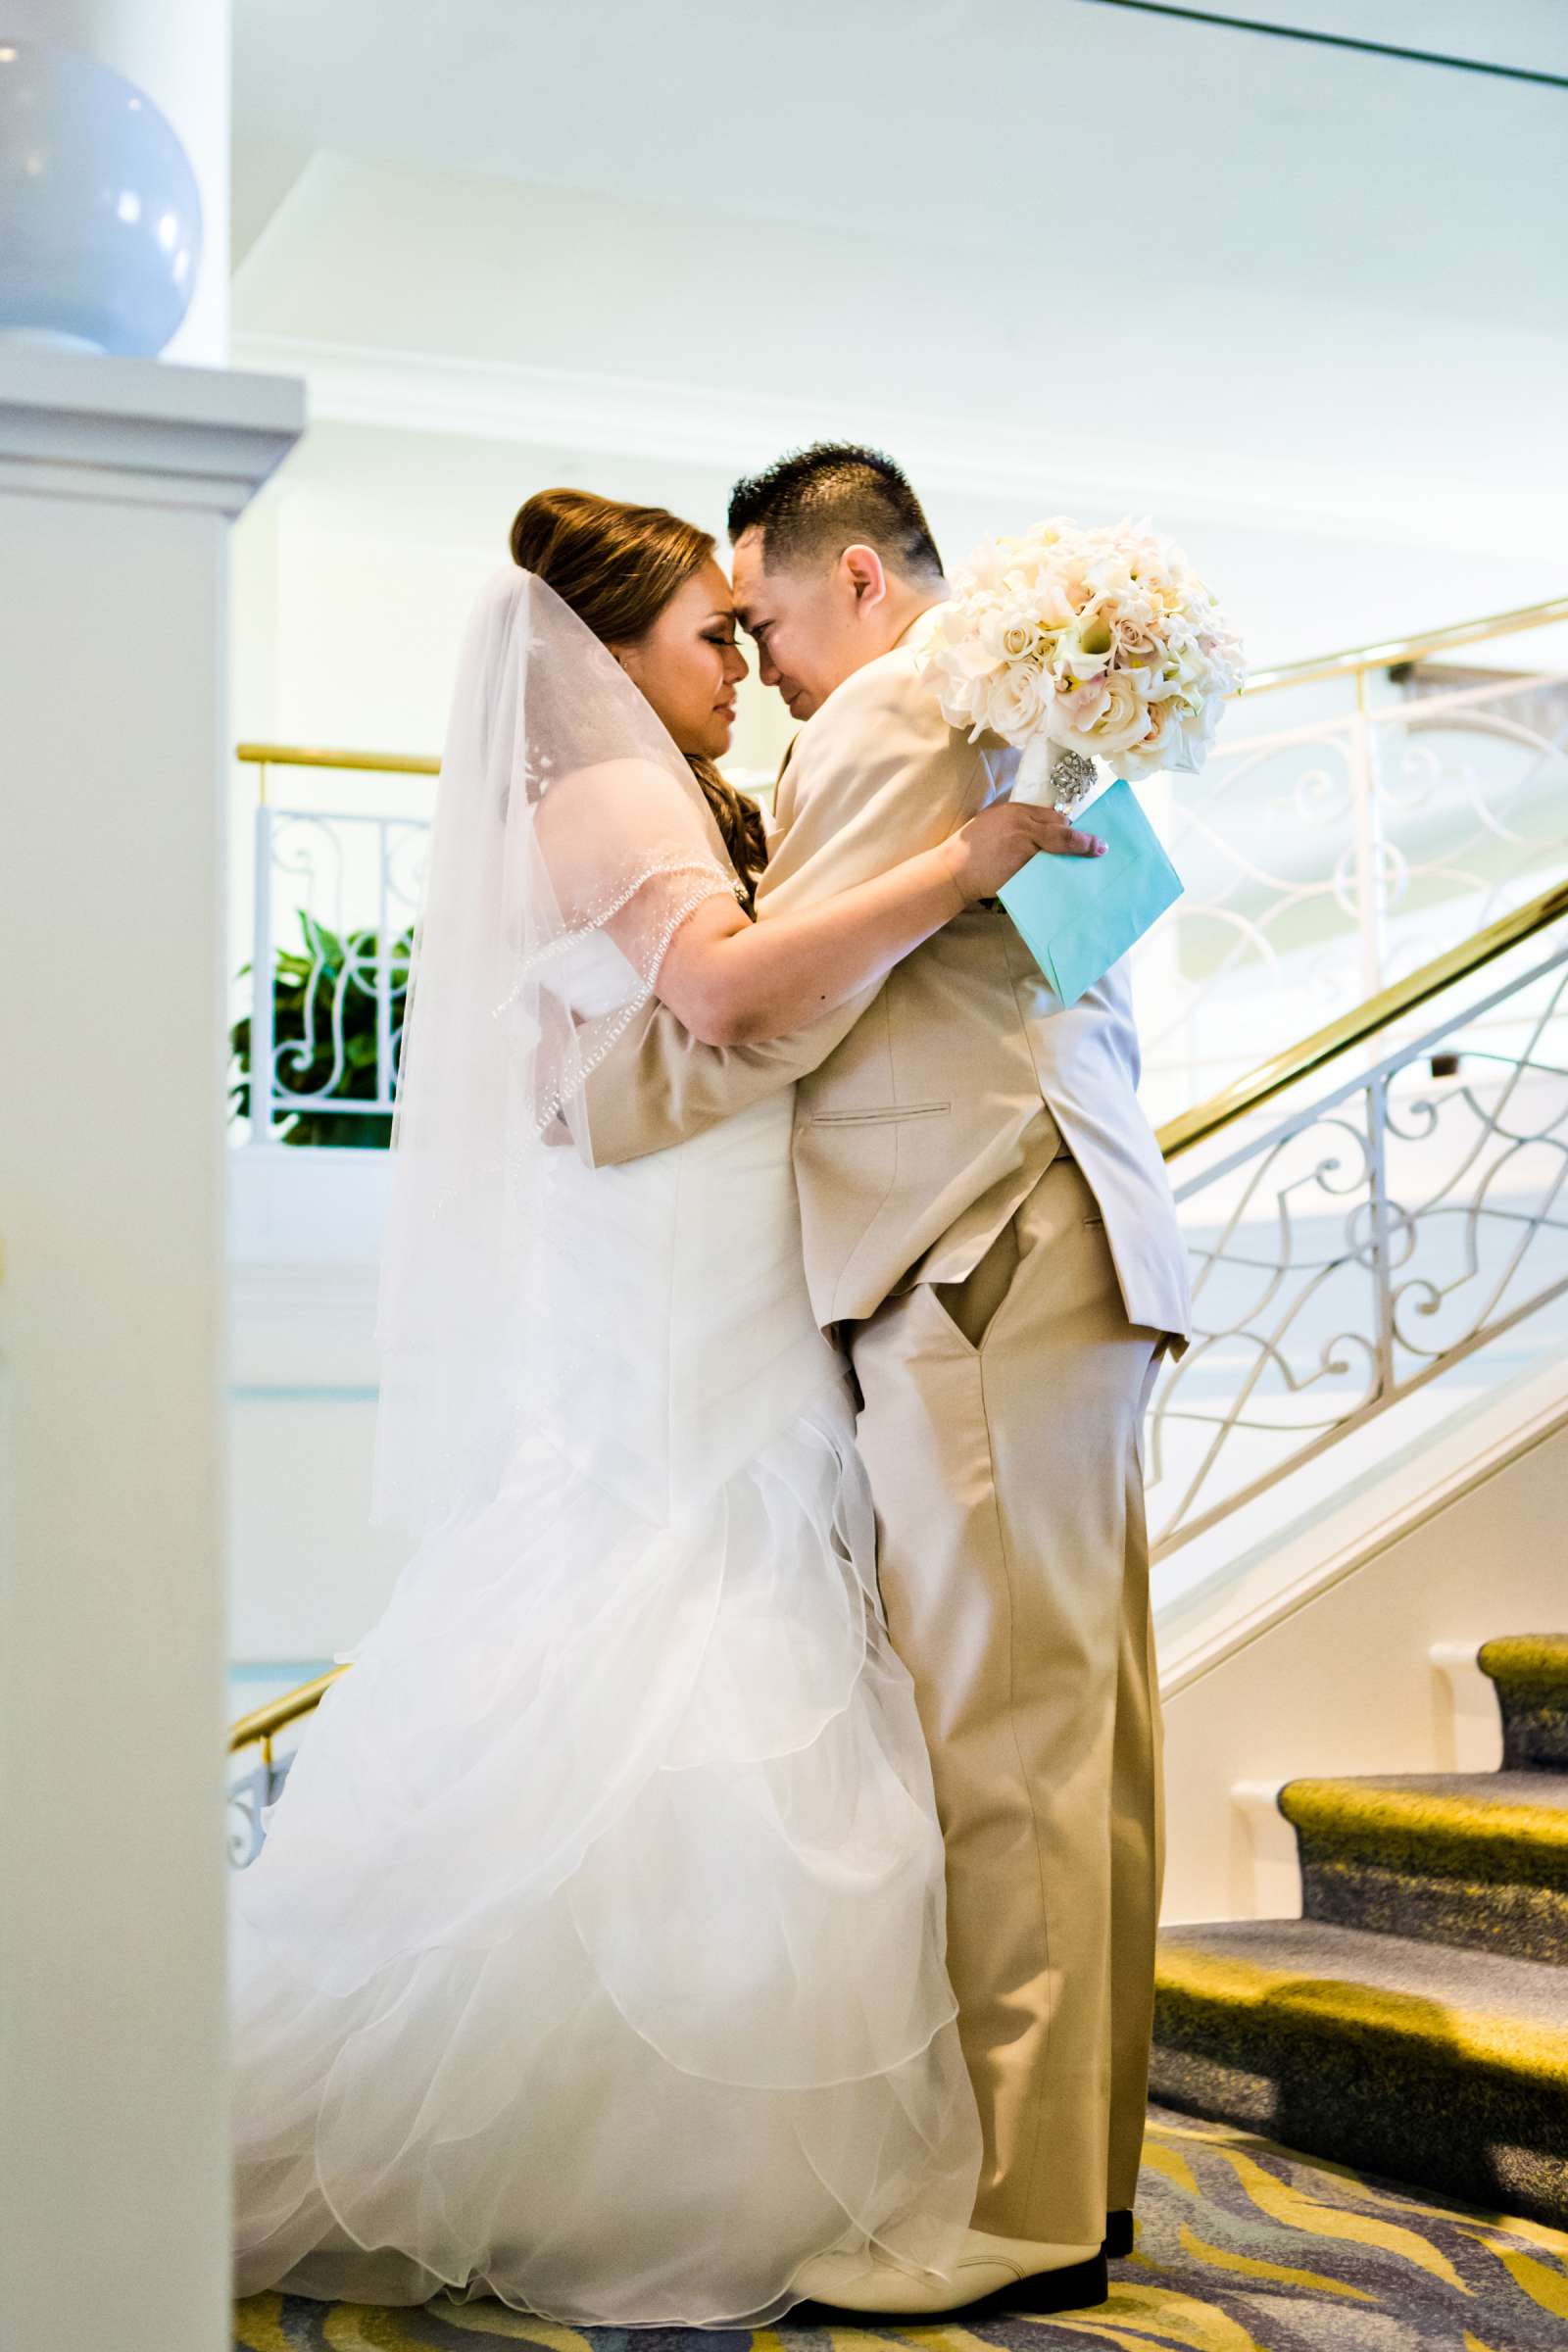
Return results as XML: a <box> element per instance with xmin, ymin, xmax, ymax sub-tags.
<box><xmin>509</xmin><ymin>487</ymin><xmax>767</xmax><ymax>913</ymax></box>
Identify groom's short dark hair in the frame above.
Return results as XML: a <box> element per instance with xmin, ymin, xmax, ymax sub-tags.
<box><xmin>727</xmin><ymin>444</ymin><xmax>944</xmax><ymax>583</ymax></box>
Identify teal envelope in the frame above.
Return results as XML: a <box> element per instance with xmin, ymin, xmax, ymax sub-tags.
<box><xmin>997</xmin><ymin>778</ymin><xmax>1183</xmax><ymax>1005</ymax></box>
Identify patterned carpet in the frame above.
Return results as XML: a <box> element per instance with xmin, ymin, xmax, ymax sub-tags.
<box><xmin>233</xmin><ymin>2104</ymin><xmax>1568</xmax><ymax>2350</ymax></box>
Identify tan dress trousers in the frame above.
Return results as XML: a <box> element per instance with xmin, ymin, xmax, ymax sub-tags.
<box><xmin>848</xmin><ymin>1151</ymin><xmax>1167</xmax><ymax>2247</ymax></box>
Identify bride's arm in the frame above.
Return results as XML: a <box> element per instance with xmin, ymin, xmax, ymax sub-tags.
<box><xmin>627</xmin><ymin>799</ymin><xmax>1102</xmax><ymax>1048</ymax></box>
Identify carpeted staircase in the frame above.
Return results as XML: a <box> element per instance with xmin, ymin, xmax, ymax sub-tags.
<box><xmin>1151</xmin><ymin>1635</ymin><xmax>1568</xmax><ymax>2229</ymax></box>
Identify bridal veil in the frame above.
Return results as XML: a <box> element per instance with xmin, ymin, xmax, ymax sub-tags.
<box><xmin>370</xmin><ymin>565</ymin><xmax>744</xmax><ymax>1540</ymax></box>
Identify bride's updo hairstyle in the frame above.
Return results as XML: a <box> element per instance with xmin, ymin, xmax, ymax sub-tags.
<box><xmin>510</xmin><ymin>486</ymin><xmax>767</xmax><ymax>912</ymax></box>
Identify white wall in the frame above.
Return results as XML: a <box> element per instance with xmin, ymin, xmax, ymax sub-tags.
<box><xmin>1160</xmin><ymin>1406</ymin><xmax>1568</xmax><ymax>1927</ymax></box>
<box><xmin>227</xmin><ymin>1152</ymin><xmax>401</xmax><ymax>1684</ymax></box>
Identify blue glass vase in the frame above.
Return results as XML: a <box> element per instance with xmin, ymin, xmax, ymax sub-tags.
<box><xmin>0</xmin><ymin>40</ymin><xmax>202</xmax><ymax>357</ymax></box>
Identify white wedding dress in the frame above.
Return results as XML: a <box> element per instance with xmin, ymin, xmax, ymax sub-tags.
<box><xmin>230</xmin><ymin>906</ymin><xmax>983</xmax><ymax>2322</ymax></box>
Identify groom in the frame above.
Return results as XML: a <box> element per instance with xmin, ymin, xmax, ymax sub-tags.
<box><xmin>578</xmin><ymin>445</ymin><xmax>1192</xmax><ymax>2314</ymax></box>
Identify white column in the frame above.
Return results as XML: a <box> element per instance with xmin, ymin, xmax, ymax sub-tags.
<box><xmin>0</xmin><ymin>350</ymin><xmax>302</xmax><ymax>2352</ymax></box>
<box><xmin>7</xmin><ymin>0</ymin><xmax>231</xmax><ymax>363</ymax></box>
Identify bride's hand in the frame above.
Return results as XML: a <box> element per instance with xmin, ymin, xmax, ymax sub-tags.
<box><xmin>943</xmin><ymin>800</ymin><xmax>1106</xmax><ymax>904</ymax></box>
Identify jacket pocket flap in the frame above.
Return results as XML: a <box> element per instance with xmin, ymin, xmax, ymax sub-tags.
<box><xmin>808</xmin><ymin>1101</ymin><xmax>952</xmax><ymax>1128</ymax></box>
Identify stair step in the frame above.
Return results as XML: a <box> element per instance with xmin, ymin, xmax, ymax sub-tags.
<box><xmin>1280</xmin><ymin>1771</ymin><xmax>1568</xmax><ymax>1963</ymax></box>
<box><xmin>1153</xmin><ymin>1918</ymin><xmax>1568</xmax><ymax>2227</ymax></box>
<box><xmin>1480</xmin><ymin>1635</ymin><xmax>1568</xmax><ymax>1770</ymax></box>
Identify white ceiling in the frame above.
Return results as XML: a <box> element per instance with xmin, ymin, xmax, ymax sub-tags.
<box><xmin>228</xmin><ymin>0</ymin><xmax>1568</xmax><ymax>593</ymax></box>
<box><xmin>1087</xmin><ymin>0</ymin><xmax>1568</xmax><ymax>77</ymax></box>
<box><xmin>233</xmin><ymin>0</ymin><xmax>1566</xmax><ymax>318</ymax></box>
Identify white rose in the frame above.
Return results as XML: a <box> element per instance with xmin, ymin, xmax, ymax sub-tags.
<box><xmin>952</xmin><ymin>630</ymin><xmax>1009</xmax><ymax>683</ymax></box>
<box><xmin>1079</xmin><ymin>669</ymin><xmax>1149</xmax><ymax>758</ymax></box>
<box><xmin>1115</xmin><ymin>698</ymin><xmax>1180</xmax><ymax>782</ymax></box>
<box><xmin>999</xmin><ymin>600</ymin><xmax>1042</xmax><ymax>659</ymax></box>
<box><xmin>985</xmin><ymin>662</ymin><xmax>1049</xmax><ymax>742</ymax></box>
<box><xmin>977</xmin><ymin>604</ymin><xmax>1023</xmax><ymax>662</ymax></box>
<box><xmin>1106</xmin><ymin>588</ymin><xmax>1164</xmax><ymax>662</ymax></box>
<box><xmin>932</xmin><ymin>666</ymin><xmax>981</xmax><ymax>729</ymax></box>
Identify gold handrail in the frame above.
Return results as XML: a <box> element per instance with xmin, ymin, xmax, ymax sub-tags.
<box><xmin>229</xmin><ymin>1666</ymin><xmax>349</xmax><ymax>1760</ymax></box>
<box><xmin>1238</xmin><ymin>591</ymin><xmax>1568</xmax><ymax>698</ymax></box>
<box><xmin>232</xmin><ymin>591</ymin><xmax>1568</xmax><ymax>783</ymax></box>
<box><xmin>236</xmin><ymin>741</ymin><xmax>440</xmax><ymax>778</ymax></box>
<box><xmin>1156</xmin><ymin>875</ymin><xmax>1568</xmax><ymax>1161</ymax></box>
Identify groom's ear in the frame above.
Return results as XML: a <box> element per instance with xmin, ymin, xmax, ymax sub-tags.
<box><xmin>840</xmin><ymin>542</ymin><xmax>889</xmax><ymax>612</ymax></box>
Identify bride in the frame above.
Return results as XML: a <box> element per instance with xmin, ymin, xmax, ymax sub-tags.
<box><xmin>230</xmin><ymin>487</ymin><xmax>1100</xmax><ymax>2328</ymax></box>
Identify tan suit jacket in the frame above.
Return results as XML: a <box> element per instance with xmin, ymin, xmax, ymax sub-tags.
<box><xmin>580</xmin><ymin>607</ymin><xmax>1192</xmax><ymax>1343</ymax></box>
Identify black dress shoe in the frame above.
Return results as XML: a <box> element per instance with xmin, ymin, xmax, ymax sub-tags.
<box><xmin>980</xmin><ymin>2250</ymin><xmax>1109</xmax><ymax>2317</ymax></box>
<box><xmin>1102</xmin><ymin>2207</ymin><xmax>1135</xmax><ymax>2259</ymax></box>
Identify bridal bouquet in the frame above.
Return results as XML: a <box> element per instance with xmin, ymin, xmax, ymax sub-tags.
<box><xmin>921</xmin><ymin>516</ymin><xmax>1245</xmax><ymax>811</ymax></box>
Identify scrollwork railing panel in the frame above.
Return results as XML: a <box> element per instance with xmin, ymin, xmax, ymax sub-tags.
<box><xmin>244</xmin><ymin>804</ymin><xmax>427</xmax><ymax>1143</ymax></box>
<box><xmin>1133</xmin><ymin>665</ymin><xmax>1568</xmax><ymax>1126</ymax></box>
<box><xmin>1149</xmin><ymin>934</ymin><xmax>1568</xmax><ymax>1556</ymax></box>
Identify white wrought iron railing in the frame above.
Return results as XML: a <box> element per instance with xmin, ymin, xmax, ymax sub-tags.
<box><xmin>1147</xmin><ymin>877</ymin><xmax>1568</xmax><ymax>1556</ymax></box>
<box><xmin>237</xmin><ymin>747</ymin><xmax>439</xmax><ymax>1145</ymax></box>
<box><xmin>1134</xmin><ymin>596</ymin><xmax>1568</xmax><ymax>1125</ymax></box>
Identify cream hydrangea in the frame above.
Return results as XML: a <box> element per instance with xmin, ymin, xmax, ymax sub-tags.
<box><xmin>923</xmin><ymin>517</ymin><xmax>1245</xmax><ymax>785</ymax></box>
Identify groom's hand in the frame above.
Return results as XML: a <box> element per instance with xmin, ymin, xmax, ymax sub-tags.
<box><xmin>944</xmin><ymin>801</ymin><xmax>1106</xmax><ymax>905</ymax></box>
